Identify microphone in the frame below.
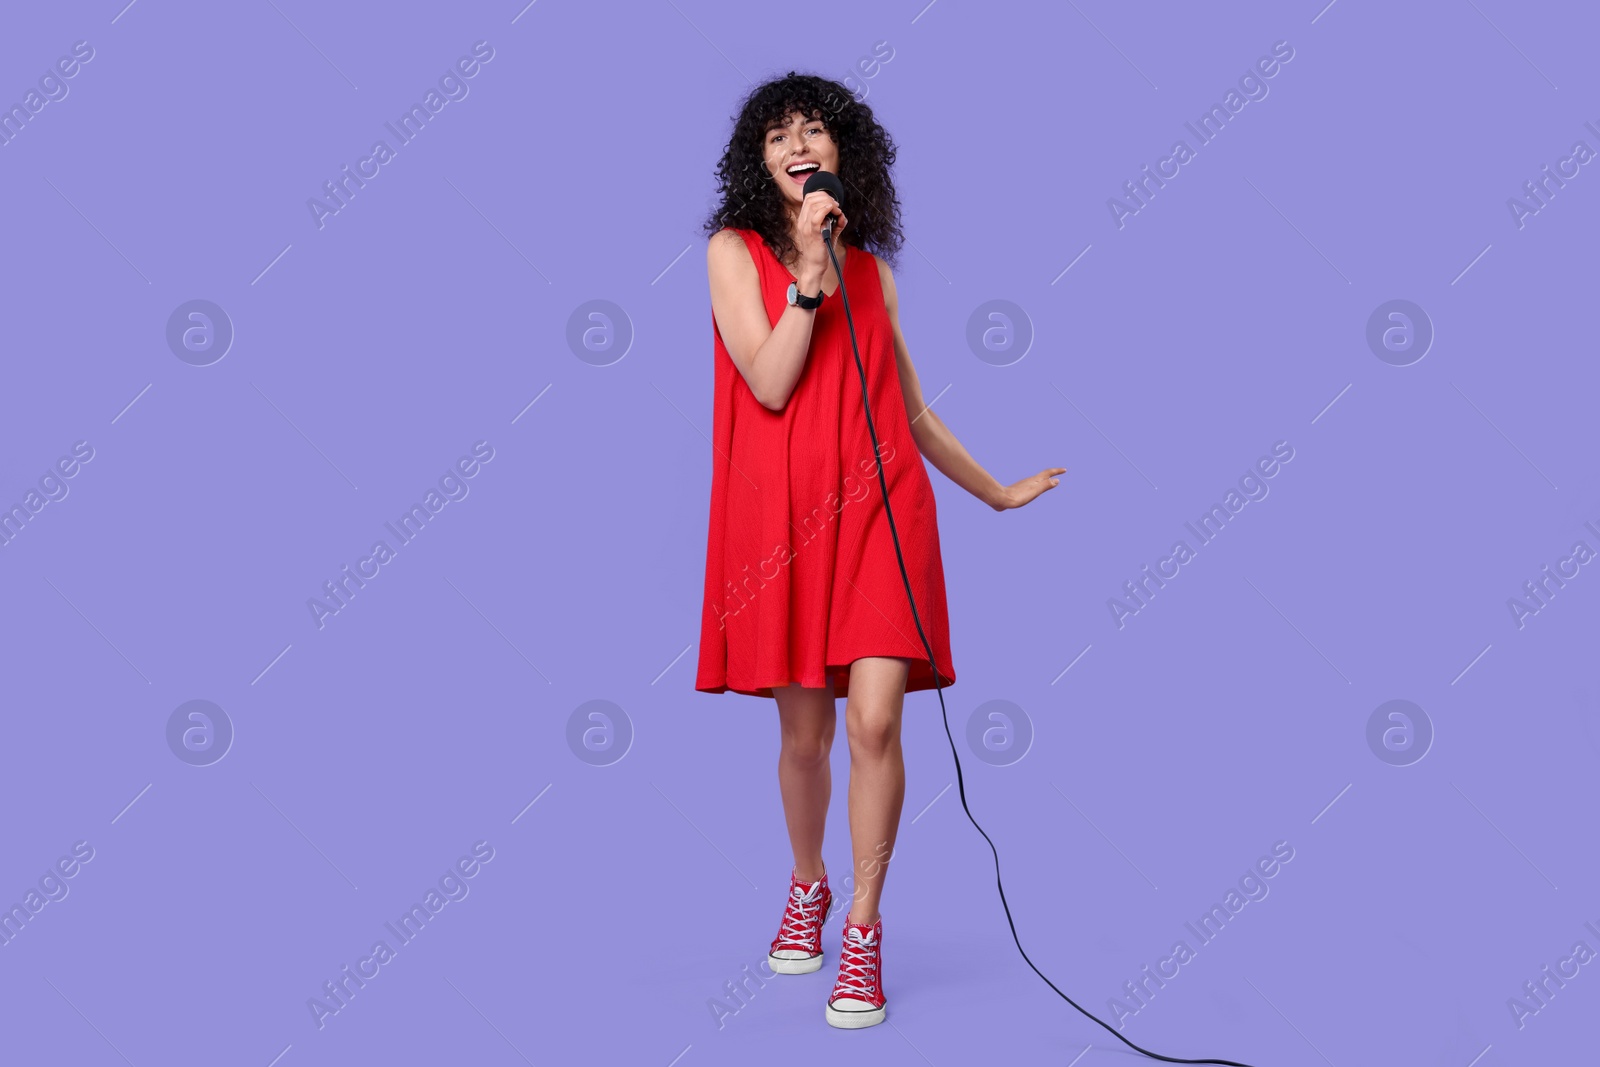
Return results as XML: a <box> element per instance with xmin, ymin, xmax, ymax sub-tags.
<box><xmin>801</xmin><ymin>169</ymin><xmax>845</xmax><ymax>243</ymax></box>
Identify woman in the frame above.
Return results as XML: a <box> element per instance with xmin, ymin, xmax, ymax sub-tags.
<box><xmin>694</xmin><ymin>72</ymin><xmax>1064</xmax><ymax>1029</ymax></box>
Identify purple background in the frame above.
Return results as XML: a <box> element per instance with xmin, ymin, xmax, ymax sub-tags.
<box><xmin>2</xmin><ymin>1</ymin><xmax>1596</xmax><ymax>1064</ymax></box>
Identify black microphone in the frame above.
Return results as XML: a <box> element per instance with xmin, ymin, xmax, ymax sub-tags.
<box><xmin>801</xmin><ymin>169</ymin><xmax>845</xmax><ymax>243</ymax></box>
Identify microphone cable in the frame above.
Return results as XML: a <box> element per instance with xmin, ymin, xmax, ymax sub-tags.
<box><xmin>822</xmin><ymin>229</ymin><xmax>1263</xmax><ymax>1067</ymax></box>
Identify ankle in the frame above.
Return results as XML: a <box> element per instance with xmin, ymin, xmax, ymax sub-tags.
<box><xmin>794</xmin><ymin>863</ymin><xmax>826</xmax><ymax>884</ymax></box>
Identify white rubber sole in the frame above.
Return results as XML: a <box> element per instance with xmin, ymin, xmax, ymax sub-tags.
<box><xmin>825</xmin><ymin>1000</ymin><xmax>886</xmax><ymax>1028</ymax></box>
<box><xmin>768</xmin><ymin>952</ymin><xmax>823</xmax><ymax>974</ymax></box>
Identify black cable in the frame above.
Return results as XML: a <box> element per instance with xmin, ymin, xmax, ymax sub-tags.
<box><xmin>822</xmin><ymin>231</ymin><xmax>1263</xmax><ymax>1067</ymax></box>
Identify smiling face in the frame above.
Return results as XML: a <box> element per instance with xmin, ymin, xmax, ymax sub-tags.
<box><xmin>763</xmin><ymin>109</ymin><xmax>839</xmax><ymax>210</ymax></box>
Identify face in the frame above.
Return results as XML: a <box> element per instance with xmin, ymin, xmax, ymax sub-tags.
<box><xmin>762</xmin><ymin>110</ymin><xmax>839</xmax><ymax>208</ymax></box>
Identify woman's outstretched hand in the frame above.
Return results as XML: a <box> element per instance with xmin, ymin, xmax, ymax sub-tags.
<box><xmin>990</xmin><ymin>467</ymin><xmax>1067</xmax><ymax>512</ymax></box>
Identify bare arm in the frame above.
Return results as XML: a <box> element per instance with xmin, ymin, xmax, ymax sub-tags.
<box><xmin>875</xmin><ymin>255</ymin><xmax>1066</xmax><ymax>512</ymax></box>
<box><xmin>707</xmin><ymin>231</ymin><xmax>822</xmax><ymax>411</ymax></box>
<box><xmin>707</xmin><ymin>192</ymin><xmax>847</xmax><ymax>412</ymax></box>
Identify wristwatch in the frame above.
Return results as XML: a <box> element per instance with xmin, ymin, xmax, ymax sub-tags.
<box><xmin>786</xmin><ymin>281</ymin><xmax>824</xmax><ymax>311</ymax></box>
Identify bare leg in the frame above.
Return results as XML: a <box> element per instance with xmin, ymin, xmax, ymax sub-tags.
<box><xmin>843</xmin><ymin>657</ymin><xmax>910</xmax><ymax>925</ymax></box>
<box><xmin>772</xmin><ymin>681</ymin><xmax>838</xmax><ymax>883</ymax></box>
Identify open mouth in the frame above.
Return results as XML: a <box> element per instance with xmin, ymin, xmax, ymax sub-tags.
<box><xmin>785</xmin><ymin>161</ymin><xmax>820</xmax><ymax>185</ymax></box>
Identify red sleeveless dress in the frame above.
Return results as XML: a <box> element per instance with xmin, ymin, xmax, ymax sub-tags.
<box><xmin>695</xmin><ymin>227</ymin><xmax>956</xmax><ymax>700</ymax></box>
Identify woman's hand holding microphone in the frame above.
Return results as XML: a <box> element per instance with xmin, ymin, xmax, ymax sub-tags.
<box><xmin>793</xmin><ymin>189</ymin><xmax>847</xmax><ymax>296</ymax></box>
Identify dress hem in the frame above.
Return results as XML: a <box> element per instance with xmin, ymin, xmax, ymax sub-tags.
<box><xmin>695</xmin><ymin>661</ymin><xmax>956</xmax><ymax>701</ymax></box>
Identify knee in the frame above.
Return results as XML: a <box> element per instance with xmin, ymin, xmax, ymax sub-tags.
<box><xmin>781</xmin><ymin>730</ymin><xmax>832</xmax><ymax>767</ymax></box>
<box><xmin>845</xmin><ymin>709</ymin><xmax>898</xmax><ymax>757</ymax></box>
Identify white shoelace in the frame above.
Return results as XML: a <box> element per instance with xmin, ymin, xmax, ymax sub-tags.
<box><xmin>775</xmin><ymin>879</ymin><xmax>826</xmax><ymax>948</ymax></box>
<box><xmin>832</xmin><ymin>925</ymin><xmax>880</xmax><ymax>1000</ymax></box>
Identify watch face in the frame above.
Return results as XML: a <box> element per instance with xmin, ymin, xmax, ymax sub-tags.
<box><xmin>787</xmin><ymin>281</ymin><xmax>798</xmax><ymax>305</ymax></box>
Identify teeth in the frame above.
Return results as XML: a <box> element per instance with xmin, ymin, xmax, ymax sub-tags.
<box><xmin>788</xmin><ymin>163</ymin><xmax>819</xmax><ymax>175</ymax></box>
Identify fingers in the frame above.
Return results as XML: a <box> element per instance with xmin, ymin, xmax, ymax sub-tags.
<box><xmin>800</xmin><ymin>192</ymin><xmax>835</xmax><ymax>224</ymax></box>
<box><xmin>1015</xmin><ymin>470</ymin><xmax>1062</xmax><ymax>500</ymax></box>
<box><xmin>806</xmin><ymin>192</ymin><xmax>842</xmax><ymax>223</ymax></box>
<box><xmin>797</xmin><ymin>194</ymin><xmax>823</xmax><ymax>223</ymax></box>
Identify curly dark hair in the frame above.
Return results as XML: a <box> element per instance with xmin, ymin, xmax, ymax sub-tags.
<box><xmin>703</xmin><ymin>71</ymin><xmax>904</xmax><ymax>270</ymax></box>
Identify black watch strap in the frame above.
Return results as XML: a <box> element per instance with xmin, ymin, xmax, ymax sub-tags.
<box><xmin>788</xmin><ymin>281</ymin><xmax>825</xmax><ymax>310</ymax></box>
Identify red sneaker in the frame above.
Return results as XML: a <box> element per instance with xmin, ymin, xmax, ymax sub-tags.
<box><xmin>825</xmin><ymin>916</ymin><xmax>886</xmax><ymax>1028</ymax></box>
<box><xmin>768</xmin><ymin>868</ymin><xmax>832</xmax><ymax>974</ymax></box>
